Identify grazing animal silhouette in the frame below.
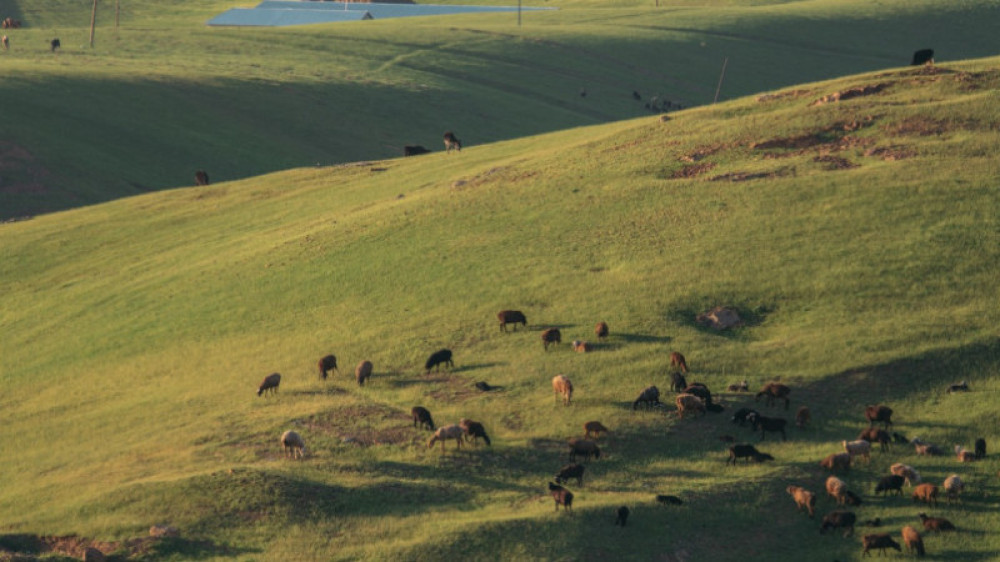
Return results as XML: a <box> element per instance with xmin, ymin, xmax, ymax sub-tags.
<box><xmin>443</xmin><ymin>131</ymin><xmax>462</xmax><ymax>153</ymax></box>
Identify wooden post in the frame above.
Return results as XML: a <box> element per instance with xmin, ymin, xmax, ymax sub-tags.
<box><xmin>713</xmin><ymin>57</ymin><xmax>729</xmax><ymax>104</ymax></box>
<box><xmin>115</xmin><ymin>0</ymin><xmax>120</xmax><ymax>35</ymax></box>
<box><xmin>89</xmin><ymin>0</ymin><xmax>98</xmax><ymax>48</ymax></box>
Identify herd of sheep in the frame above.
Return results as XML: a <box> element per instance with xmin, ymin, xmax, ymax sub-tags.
<box><xmin>254</xmin><ymin>308</ymin><xmax>986</xmax><ymax>557</ymax></box>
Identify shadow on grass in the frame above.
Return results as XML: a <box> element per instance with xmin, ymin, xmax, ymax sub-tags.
<box><xmin>137</xmin><ymin>537</ymin><xmax>260</xmax><ymax>561</ymax></box>
<box><xmin>615</xmin><ymin>332</ymin><xmax>673</xmax><ymax>344</ymax></box>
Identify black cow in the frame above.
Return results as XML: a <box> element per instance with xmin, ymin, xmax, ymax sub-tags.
<box><xmin>911</xmin><ymin>49</ymin><xmax>934</xmax><ymax>65</ymax></box>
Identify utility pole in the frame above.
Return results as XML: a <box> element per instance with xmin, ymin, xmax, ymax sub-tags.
<box><xmin>89</xmin><ymin>0</ymin><xmax>98</xmax><ymax>48</ymax></box>
<box><xmin>713</xmin><ymin>57</ymin><xmax>729</xmax><ymax>104</ymax></box>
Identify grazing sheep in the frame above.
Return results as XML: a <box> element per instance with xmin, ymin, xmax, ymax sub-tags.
<box><xmin>595</xmin><ymin>321</ymin><xmax>609</xmax><ymax>340</ymax></box>
<box><xmin>857</xmin><ymin>428</ymin><xmax>891</xmax><ymax>452</ymax></box>
<box><xmin>443</xmin><ymin>131</ymin><xmax>462</xmax><ymax>153</ymax></box>
<box><xmin>541</xmin><ymin>328</ymin><xmax>562</xmax><ymax>350</ymax></box>
<box><xmin>318</xmin><ymin>354</ymin><xmax>338</xmax><ymax>380</ymax></box>
<box><xmin>459</xmin><ymin>418</ymin><xmax>491</xmax><ymax>446</ymax></box>
<box><xmin>731</xmin><ymin>407</ymin><xmax>759</xmax><ymax>427</ymax></box>
<box><xmin>656</xmin><ymin>495</ymin><xmax>684</xmax><ymax>505</ymax></box>
<box><xmin>943</xmin><ymin>474</ymin><xmax>963</xmax><ymax>504</ymax></box>
<box><xmin>355</xmin><ymin>360</ymin><xmax>373</xmax><ymax>386</ymax></box>
<box><xmin>675</xmin><ymin>393</ymin><xmax>706</xmax><ymax>419</ymax></box>
<box><xmin>548</xmin><ymin>482</ymin><xmax>573</xmax><ymax>512</ymax></box>
<box><xmin>411</xmin><ymin>406</ymin><xmax>435</xmax><ymax>430</ymax></box>
<box><xmin>795</xmin><ymin>406</ymin><xmax>811</xmax><ymax>428</ymax></box>
<box><xmin>682</xmin><ymin>383</ymin><xmax>714</xmax><ymax>407</ymax></box>
<box><xmin>914</xmin><ymin>442</ymin><xmax>945</xmax><ymax>456</ymax></box>
<box><xmin>427</xmin><ymin>424</ymin><xmax>464</xmax><ymax>452</ymax></box>
<box><xmin>194</xmin><ymin>170</ymin><xmax>210</xmax><ymax>186</ymax></box>
<box><xmin>497</xmin><ymin>310</ymin><xmax>527</xmax><ymax>332</ymax></box>
<box><xmin>614</xmin><ymin>505</ymin><xmax>629</xmax><ymax>526</ymax></box>
<box><xmin>917</xmin><ymin>512</ymin><xmax>954</xmax><ymax>532</ymax></box>
<box><xmin>975</xmin><ymin>437</ymin><xmax>986</xmax><ymax>459</ymax></box>
<box><xmin>955</xmin><ymin>445</ymin><xmax>976</xmax><ymax>462</ymax></box>
<box><xmin>786</xmin><ymin>485</ymin><xmax>816</xmax><ymax>517</ymax></box>
<box><xmin>826</xmin><ymin>476</ymin><xmax>849</xmax><ymax>505</ymax></box>
<box><xmin>861</xmin><ymin>518</ymin><xmax>882</xmax><ymax>527</ymax></box>
<box><xmin>861</xmin><ymin>534</ymin><xmax>901</xmax><ymax>557</ymax></box>
<box><xmin>568</xmin><ymin>438</ymin><xmax>601</xmax><ymax>462</ymax></box>
<box><xmin>50</xmin><ymin>38</ymin><xmax>60</xmax><ymax>52</ymax></box>
<box><xmin>632</xmin><ymin>385</ymin><xmax>661</xmax><ymax>410</ymax></box>
<box><xmin>820</xmin><ymin>452</ymin><xmax>852</xmax><ymax>473</ymax></box>
<box><xmin>892</xmin><ymin>432</ymin><xmax>909</xmax><ymax>444</ymax></box>
<box><xmin>864</xmin><ymin>405</ymin><xmax>893</xmax><ymax>429</ymax></box>
<box><xmin>670</xmin><ymin>372</ymin><xmax>687</xmax><ymax>393</ymax></box>
<box><xmin>727</xmin><ymin>380</ymin><xmax>749</xmax><ymax>392</ymax></box>
<box><xmin>280</xmin><ymin>430</ymin><xmax>305</xmax><ymax>459</ymax></box>
<box><xmin>728</xmin><ymin>444</ymin><xmax>774</xmax><ymax>465</ymax></box>
<box><xmin>555</xmin><ymin>463</ymin><xmax>585</xmax><ymax>486</ymax></box>
<box><xmin>843</xmin><ymin>440</ymin><xmax>872</xmax><ymax>463</ymax></box>
<box><xmin>572</xmin><ymin>340</ymin><xmax>592</xmax><ymax>353</ymax></box>
<box><xmin>946</xmin><ymin>380</ymin><xmax>969</xmax><ymax>393</ymax></box>
<box><xmin>583</xmin><ymin>421</ymin><xmax>609</xmax><ymax>440</ymax></box>
<box><xmin>901</xmin><ymin>525</ymin><xmax>925</xmax><ymax>557</ymax></box>
<box><xmin>820</xmin><ymin>510</ymin><xmax>856</xmax><ymax>537</ymax></box>
<box><xmin>669</xmin><ymin>351</ymin><xmax>688</xmax><ymax>373</ymax></box>
<box><xmin>425</xmin><ymin>348</ymin><xmax>454</xmax><ymax>373</ymax></box>
<box><xmin>911</xmin><ymin>483</ymin><xmax>938</xmax><ymax>507</ymax></box>
<box><xmin>890</xmin><ymin>463</ymin><xmax>921</xmax><ymax>486</ymax></box>
<box><xmin>748</xmin><ymin>413</ymin><xmax>786</xmax><ymax>441</ymax></box>
<box><xmin>257</xmin><ymin>373</ymin><xmax>281</xmax><ymax>397</ymax></box>
<box><xmin>755</xmin><ymin>382</ymin><xmax>791</xmax><ymax>410</ymax></box>
<box><xmin>403</xmin><ymin>145</ymin><xmax>431</xmax><ymax>157</ymax></box>
<box><xmin>552</xmin><ymin>375</ymin><xmax>573</xmax><ymax>406</ymax></box>
<box><xmin>874</xmin><ymin>475</ymin><xmax>905</xmax><ymax>497</ymax></box>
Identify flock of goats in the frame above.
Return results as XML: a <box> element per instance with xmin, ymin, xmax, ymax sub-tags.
<box><xmin>254</xmin><ymin>309</ymin><xmax>986</xmax><ymax>558</ymax></box>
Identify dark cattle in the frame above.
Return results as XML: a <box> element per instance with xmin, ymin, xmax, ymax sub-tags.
<box><xmin>820</xmin><ymin>510</ymin><xmax>856</xmax><ymax>537</ymax></box>
<box><xmin>497</xmin><ymin>310</ymin><xmax>527</xmax><ymax>332</ymax></box>
<box><xmin>911</xmin><ymin>49</ymin><xmax>934</xmax><ymax>65</ymax></box>
<box><xmin>975</xmin><ymin>437</ymin><xmax>986</xmax><ymax>459</ymax></box>
<box><xmin>318</xmin><ymin>354</ymin><xmax>338</xmax><ymax>380</ymax></box>
<box><xmin>755</xmin><ymin>382</ymin><xmax>791</xmax><ymax>410</ymax></box>
<box><xmin>541</xmin><ymin>328</ymin><xmax>561</xmax><ymax>350</ymax></box>
<box><xmin>425</xmin><ymin>348</ymin><xmax>453</xmax><ymax>373</ymax></box>
<box><xmin>554</xmin><ymin>463</ymin><xmax>585</xmax><ymax>486</ymax></box>
<box><xmin>727</xmin><ymin>444</ymin><xmax>774</xmax><ymax>465</ymax></box>
<box><xmin>411</xmin><ymin>406</ymin><xmax>435</xmax><ymax>430</ymax></box>
<box><xmin>749</xmin><ymin>413</ymin><xmax>787</xmax><ymax>441</ymax></box>
<box><xmin>874</xmin><ymin>475</ymin><xmax>905</xmax><ymax>497</ymax></box>
<box><xmin>656</xmin><ymin>495</ymin><xmax>683</xmax><ymax>505</ymax></box>
<box><xmin>595</xmin><ymin>321</ymin><xmax>609</xmax><ymax>340</ymax></box>
<box><xmin>194</xmin><ymin>170</ymin><xmax>210</xmax><ymax>186</ymax></box>
<box><xmin>670</xmin><ymin>372</ymin><xmax>687</xmax><ymax>393</ymax></box>
<box><xmin>614</xmin><ymin>505</ymin><xmax>630</xmax><ymax>526</ymax></box>
<box><xmin>669</xmin><ymin>351</ymin><xmax>688</xmax><ymax>373</ymax></box>
<box><xmin>862</xmin><ymin>534</ymin><xmax>901</xmax><ymax>557</ymax></box>
<box><xmin>857</xmin><ymin>427</ymin><xmax>891</xmax><ymax>452</ymax></box>
<box><xmin>403</xmin><ymin>145</ymin><xmax>431</xmax><ymax>157</ymax></box>
<box><xmin>257</xmin><ymin>373</ymin><xmax>281</xmax><ymax>397</ymax></box>
<box><xmin>548</xmin><ymin>482</ymin><xmax>573</xmax><ymax>512</ymax></box>
<box><xmin>50</xmin><ymin>38</ymin><xmax>60</xmax><ymax>52</ymax></box>
<box><xmin>865</xmin><ymin>405</ymin><xmax>893</xmax><ymax>429</ymax></box>
<box><xmin>632</xmin><ymin>385</ymin><xmax>661</xmax><ymax>410</ymax></box>
<box><xmin>731</xmin><ymin>408</ymin><xmax>759</xmax><ymax>427</ymax></box>
<box><xmin>443</xmin><ymin>131</ymin><xmax>462</xmax><ymax>153</ymax></box>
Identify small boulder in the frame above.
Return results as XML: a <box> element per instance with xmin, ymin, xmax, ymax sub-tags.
<box><xmin>149</xmin><ymin>524</ymin><xmax>180</xmax><ymax>538</ymax></box>
<box><xmin>696</xmin><ymin>306</ymin><xmax>743</xmax><ymax>330</ymax></box>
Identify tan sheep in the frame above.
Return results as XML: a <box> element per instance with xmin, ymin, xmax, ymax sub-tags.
<box><xmin>427</xmin><ymin>424</ymin><xmax>464</xmax><ymax>452</ymax></box>
<box><xmin>943</xmin><ymin>474</ymin><xmax>964</xmax><ymax>504</ymax></box>
<box><xmin>675</xmin><ymin>393</ymin><xmax>705</xmax><ymax>419</ymax></box>
<box><xmin>955</xmin><ymin>445</ymin><xmax>976</xmax><ymax>462</ymax></box>
<box><xmin>842</xmin><ymin>439</ymin><xmax>871</xmax><ymax>463</ymax></box>
<box><xmin>280</xmin><ymin>430</ymin><xmax>306</xmax><ymax>459</ymax></box>
<box><xmin>583</xmin><ymin>421</ymin><xmax>609</xmax><ymax>440</ymax></box>
<box><xmin>901</xmin><ymin>525</ymin><xmax>925</xmax><ymax>556</ymax></box>
<box><xmin>786</xmin><ymin>485</ymin><xmax>815</xmax><ymax>517</ymax></box>
<box><xmin>355</xmin><ymin>360</ymin><xmax>373</xmax><ymax>386</ymax></box>
<box><xmin>552</xmin><ymin>375</ymin><xmax>573</xmax><ymax>406</ymax></box>
<box><xmin>911</xmin><ymin>483</ymin><xmax>938</xmax><ymax>507</ymax></box>
<box><xmin>826</xmin><ymin>476</ymin><xmax>848</xmax><ymax>505</ymax></box>
<box><xmin>890</xmin><ymin>463</ymin><xmax>922</xmax><ymax>486</ymax></box>
<box><xmin>820</xmin><ymin>452</ymin><xmax>852</xmax><ymax>472</ymax></box>
<box><xmin>572</xmin><ymin>340</ymin><xmax>592</xmax><ymax>353</ymax></box>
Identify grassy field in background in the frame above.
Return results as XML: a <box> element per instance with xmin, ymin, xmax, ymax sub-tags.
<box><xmin>2</xmin><ymin>41</ymin><xmax>1000</xmax><ymax>560</ymax></box>
<box><xmin>0</xmin><ymin>0</ymin><xmax>998</xmax><ymax>217</ymax></box>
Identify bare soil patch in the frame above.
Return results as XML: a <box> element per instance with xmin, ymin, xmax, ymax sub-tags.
<box><xmin>709</xmin><ymin>167</ymin><xmax>794</xmax><ymax>182</ymax></box>
<box><xmin>670</xmin><ymin>162</ymin><xmax>715</xmax><ymax>179</ymax></box>
<box><xmin>756</xmin><ymin>89</ymin><xmax>810</xmax><ymax>103</ymax></box>
<box><xmin>679</xmin><ymin>144</ymin><xmax>728</xmax><ymax>163</ymax></box>
<box><xmin>883</xmin><ymin>116</ymin><xmax>953</xmax><ymax>137</ymax></box>
<box><xmin>810</xmin><ymin>82</ymin><xmax>890</xmax><ymax>106</ymax></box>
<box><xmin>864</xmin><ymin>145</ymin><xmax>917</xmax><ymax>161</ymax></box>
<box><xmin>812</xmin><ymin>154</ymin><xmax>858</xmax><ymax>170</ymax></box>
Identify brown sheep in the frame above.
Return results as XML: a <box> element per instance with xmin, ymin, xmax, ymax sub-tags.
<box><xmin>567</xmin><ymin>438</ymin><xmax>601</xmax><ymax>462</ymax></box>
<box><xmin>890</xmin><ymin>463</ymin><xmax>921</xmax><ymax>486</ymax></box>
<box><xmin>459</xmin><ymin>418</ymin><xmax>491</xmax><ymax>446</ymax></box>
<box><xmin>595</xmin><ymin>321</ymin><xmax>609</xmax><ymax>340</ymax></box>
<box><xmin>820</xmin><ymin>510</ymin><xmax>856</xmax><ymax>537</ymax></box>
<box><xmin>861</xmin><ymin>534</ymin><xmax>901</xmax><ymax>556</ymax></box>
<box><xmin>755</xmin><ymin>382</ymin><xmax>791</xmax><ymax>409</ymax></box>
<box><xmin>542</xmin><ymin>328</ymin><xmax>562</xmax><ymax>351</ymax></box>
<box><xmin>572</xmin><ymin>340</ymin><xmax>592</xmax><ymax>353</ymax></box>
<box><xmin>786</xmin><ymin>485</ymin><xmax>816</xmax><ymax>517</ymax></box>
<box><xmin>675</xmin><ymin>393</ymin><xmax>705</xmax><ymax>419</ymax></box>
<box><xmin>257</xmin><ymin>373</ymin><xmax>281</xmax><ymax>397</ymax></box>
<box><xmin>955</xmin><ymin>445</ymin><xmax>976</xmax><ymax>462</ymax></box>
<box><xmin>820</xmin><ymin>452</ymin><xmax>852</xmax><ymax>473</ymax></box>
<box><xmin>583</xmin><ymin>421</ymin><xmax>608</xmax><ymax>440</ymax></box>
<box><xmin>318</xmin><ymin>354</ymin><xmax>338</xmax><ymax>380</ymax></box>
<box><xmin>355</xmin><ymin>360</ymin><xmax>373</xmax><ymax>386</ymax></box>
<box><xmin>669</xmin><ymin>351</ymin><xmax>688</xmax><ymax>373</ymax></box>
<box><xmin>901</xmin><ymin>525</ymin><xmax>925</xmax><ymax>556</ymax></box>
<box><xmin>443</xmin><ymin>131</ymin><xmax>462</xmax><ymax>153</ymax></box>
<box><xmin>552</xmin><ymin>375</ymin><xmax>573</xmax><ymax>406</ymax></box>
<box><xmin>912</xmin><ymin>483</ymin><xmax>938</xmax><ymax>507</ymax></box>
<box><xmin>427</xmin><ymin>424</ymin><xmax>464</xmax><ymax>452</ymax></box>
<box><xmin>795</xmin><ymin>406</ymin><xmax>811</xmax><ymax>428</ymax></box>
<box><xmin>497</xmin><ymin>310</ymin><xmax>527</xmax><ymax>332</ymax></box>
<box><xmin>194</xmin><ymin>170</ymin><xmax>210</xmax><ymax>186</ymax></box>
<box><xmin>864</xmin><ymin>404</ymin><xmax>893</xmax><ymax>429</ymax></box>
<box><xmin>548</xmin><ymin>482</ymin><xmax>573</xmax><ymax>512</ymax></box>
<box><xmin>857</xmin><ymin>427</ymin><xmax>891</xmax><ymax>452</ymax></box>
<box><xmin>917</xmin><ymin>512</ymin><xmax>955</xmax><ymax>532</ymax></box>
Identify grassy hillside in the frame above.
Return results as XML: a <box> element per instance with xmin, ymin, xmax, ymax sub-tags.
<box><xmin>0</xmin><ymin>0</ymin><xmax>998</xmax><ymax>218</ymax></box>
<box><xmin>2</xmin><ymin>52</ymin><xmax>999</xmax><ymax>560</ymax></box>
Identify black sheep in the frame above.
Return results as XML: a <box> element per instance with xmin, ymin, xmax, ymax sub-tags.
<box><xmin>318</xmin><ymin>354</ymin><xmax>338</xmax><ymax>380</ymax></box>
<box><xmin>614</xmin><ymin>505</ymin><xmax>630</xmax><ymax>526</ymax></box>
<box><xmin>425</xmin><ymin>348</ymin><xmax>454</xmax><ymax>373</ymax></box>
<box><xmin>555</xmin><ymin>464</ymin><xmax>585</xmax><ymax>486</ymax></box>
<box><xmin>443</xmin><ymin>131</ymin><xmax>462</xmax><ymax>153</ymax></box>
<box><xmin>656</xmin><ymin>495</ymin><xmax>684</xmax><ymax>505</ymax></box>
<box><xmin>731</xmin><ymin>408</ymin><xmax>759</xmax><ymax>427</ymax></box>
<box><xmin>548</xmin><ymin>482</ymin><xmax>573</xmax><ymax>512</ymax></box>
<box><xmin>820</xmin><ymin>510</ymin><xmax>857</xmax><ymax>537</ymax></box>
<box><xmin>459</xmin><ymin>418</ymin><xmax>491</xmax><ymax>446</ymax></box>
<box><xmin>749</xmin><ymin>413</ymin><xmax>787</xmax><ymax>441</ymax></box>
<box><xmin>874</xmin><ymin>475</ymin><xmax>905</xmax><ymax>497</ymax></box>
<box><xmin>727</xmin><ymin>444</ymin><xmax>774</xmax><ymax>465</ymax></box>
<box><xmin>862</xmin><ymin>533</ymin><xmax>901</xmax><ymax>556</ymax></box>
<box><xmin>497</xmin><ymin>310</ymin><xmax>527</xmax><ymax>332</ymax></box>
<box><xmin>865</xmin><ymin>405</ymin><xmax>893</xmax><ymax>429</ymax></box>
<box><xmin>975</xmin><ymin>437</ymin><xmax>986</xmax><ymax>459</ymax></box>
<box><xmin>403</xmin><ymin>145</ymin><xmax>431</xmax><ymax>157</ymax></box>
<box><xmin>411</xmin><ymin>406</ymin><xmax>435</xmax><ymax>430</ymax></box>
<box><xmin>632</xmin><ymin>385</ymin><xmax>661</xmax><ymax>410</ymax></box>
<box><xmin>541</xmin><ymin>328</ymin><xmax>562</xmax><ymax>351</ymax></box>
<box><xmin>670</xmin><ymin>372</ymin><xmax>687</xmax><ymax>393</ymax></box>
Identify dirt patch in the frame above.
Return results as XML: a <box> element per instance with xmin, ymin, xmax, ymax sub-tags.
<box><xmin>751</xmin><ymin>133</ymin><xmax>828</xmax><ymax>151</ymax></box>
<box><xmin>0</xmin><ymin>534</ymin><xmax>162</xmax><ymax>561</ymax></box>
<box><xmin>679</xmin><ymin>144</ymin><xmax>727</xmax><ymax>163</ymax></box>
<box><xmin>756</xmin><ymin>89</ymin><xmax>809</xmax><ymax>103</ymax></box>
<box><xmin>810</xmin><ymin>83</ymin><xmax>890</xmax><ymax>106</ymax></box>
<box><xmin>696</xmin><ymin>307</ymin><xmax>743</xmax><ymax>330</ymax></box>
<box><xmin>341</xmin><ymin>426</ymin><xmax>420</xmax><ymax>447</ymax></box>
<box><xmin>302</xmin><ymin>403</ymin><xmax>403</xmax><ymax>434</ymax></box>
<box><xmin>452</xmin><ymin>166</ymin><xmax>538</xmax><ymax>190</ymax></box>
<box><xmin>670</xmin><ymin>162</ymin><xmax>716</xmax><ymax>179</ymax></box>
<box><xmin>883</xmin><ymin>116</ymin><xmax>953</xmax><ymax>137</ymax></box>
<box><xmin>953</xmin><ymin>69</ymin><xmax>1000</xmax><ymax>90</ymax></box>
<box><xmin>424</xmin><ymin>373</ymin><xmax>480</xmax><ymax>402</ymax></box>
<box><xmin>813</xmin><ymin>154</ymin><xmax>858</xmax><ymax>170</ymax></box>
<box><xmin>709</xmin><ymin>167</ymin><xmax>794</xmax><ymax>182</ymax></box>
<box><xmin>864</xmin><ymin>145</ymin><xmax>917</xmax><ymax>161</ymax></box>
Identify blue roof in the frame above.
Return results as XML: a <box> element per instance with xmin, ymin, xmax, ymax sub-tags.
<box><xmin>208</xmin><ymin>1</ymin><xmax>554</xmax><ymax>27</ymax></box>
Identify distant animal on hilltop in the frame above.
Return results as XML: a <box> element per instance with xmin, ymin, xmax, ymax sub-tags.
<box><xmin>257</xmin><ymin>373</ymin><xmax>281</xmax><ymax>397</ymax></box>
<box><xmin>497</xmin><ymin>310</ymin><xmax>527</xmax><ymax>332</ymax></box>
<box><xmin>425</xmin><ymin>348</ymin><xmax>453</xmax><ymax>373</ymax></box>
<box><xmin>911</xmin><ymin>48</ymin><xmax>934</xmax><ymax>66</ymax></box>
<box><xmin>194</xmin><ymin>170</ymin><xmax>210</xmax><ymax>186</ymax></box>
<box><xmin>443</xmin><ymin>131</ymin><xmax>462</xmax><ymax>153</ymax></box>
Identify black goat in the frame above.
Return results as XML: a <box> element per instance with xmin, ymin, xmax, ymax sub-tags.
<box><xmin>425</xmin><ymin>348</ymin><xmax>454</xmax><ymax>373</ymax></box>
<box><xmin>614</xmin><ymin>505</ymin><xmax>629</xmax><ymax>526</ymax></box>
<box><xmin>411</xmin><ymin>406</ymin><xmax>435</xmax><ymax>430</ymax></box>
<box><xmin>727</xmin><ymin>444</ymin><xmax>774</xmax><ymax>465</ymax></box>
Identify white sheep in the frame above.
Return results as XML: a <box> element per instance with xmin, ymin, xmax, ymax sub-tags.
<box><xmin>890</xmin><ymin>463</ymin><xmax>922</xmax><ymax>486</ymax></box>
<box><xmin>427</xmin><ymin>424</ymin><xmax>464</xmax><ymax>452</ymax></box>
<box><xmin>280</xmin><ymin>430</ymin><xmax>306</xmax><ymax>459</ymax></box>
<box><xmin>842</xmin><ymin>439</ymin><xmax>871</xmax><ymax>463</ymax></box>
<box><xmin>943</xmin><ymin>474</ymin><xmax>964</xmax><ymax>503</ymax></box>
<box><xmin>825</xmin><ymin>476</ymin><xmax>848</xmax><ymax>505</ymax></box>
